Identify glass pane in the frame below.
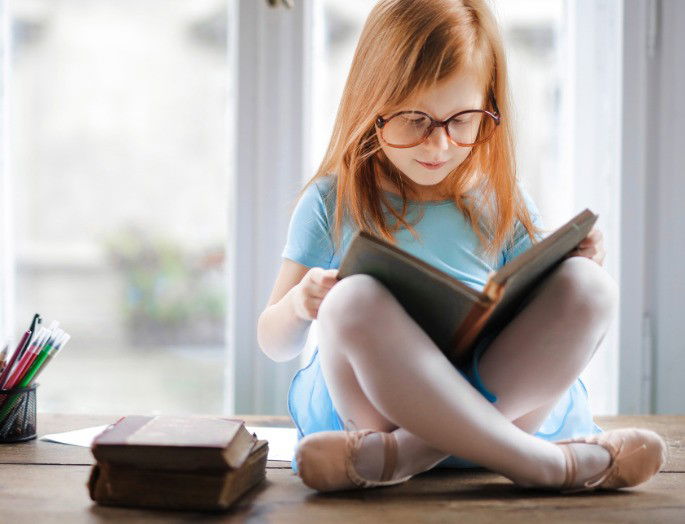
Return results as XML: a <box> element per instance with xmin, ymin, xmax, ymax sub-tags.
<box><xmin>310</xmin><ymin>0</ymin><xmax>565</xmax><ymax>223</ymax></box>
<box><xmin>493</xmin><ymin>0</ymin><xmax>567</xmax><ymax>227</ymax></box>
<box><xmin>309</xmin><ymin>0</ymin><xmax>375</xmax><ymax>180</ymax></box>
<box><xmin>10</xmin><ymin>0</ymin><xmax>231</xmax><ymax>414</ymax></box>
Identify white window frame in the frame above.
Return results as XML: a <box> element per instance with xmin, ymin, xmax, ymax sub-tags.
<box><xmin>561</xmin><ymin>0</ymin><xmax>623</xmax><ymax>416</ymax></box>
<box><xmin>225</xmin><ymin>0</ymin><xmax>312</xmax><ymax>414</ymax></box>
<box><xmin>0</xmin><ymin>0</ymin><xmax>14</xmax><ymax>349</ymax></box>
<box><xmin>618</xmin><ymin>0</ymin><xmax>654</xmax><ymax>414</ymax></box>
<box><xmin>619</xmin><ymin>0</ymin><xmax>685</xmax><ymax>414</ymax></box>
<box><xmin>650</xmin><ymin>0</ymin><xmax>685</xmax><ymax>414</ymax></box>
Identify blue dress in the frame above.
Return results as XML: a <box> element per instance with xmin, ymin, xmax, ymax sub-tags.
<box><xmin>282</xmin><ymin>175</ymin><xmax>602</xmax><ymax>472</ymax></box>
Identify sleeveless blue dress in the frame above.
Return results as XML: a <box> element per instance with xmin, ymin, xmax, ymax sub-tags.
<box><xmin>282</xmin><ymin>175</ymin><xmax>602</xmax><ymax>473</ymax></box>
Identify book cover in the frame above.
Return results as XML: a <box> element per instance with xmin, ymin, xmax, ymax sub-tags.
<box><xmin>88</xmin><ymin>440</ymin><xmax>269</xmax><ymax>512</ymax></box>
<box><xmin>338</xmin><ymin>208</ymin><xmax>598</xmax><ymax>367</ymax></box>
<box><xmin>92</xmin><ymin>415</ymin><xmax>257</xmax><ymax>471</ymax></box>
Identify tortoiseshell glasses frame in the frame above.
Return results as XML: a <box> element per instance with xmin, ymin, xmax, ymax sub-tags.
<box><xmin>375</xmin><ymin>91</ymin><xmax>501</xmax><ymax>148</ymax></box>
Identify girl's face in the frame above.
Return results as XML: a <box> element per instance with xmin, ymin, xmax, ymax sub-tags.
<box><xmin>376</xmin><ymin>69</ymin><xmax>485</xmax><ymax>197</ymax></box>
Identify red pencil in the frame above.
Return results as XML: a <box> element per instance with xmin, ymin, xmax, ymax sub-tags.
<box><xmin>3</xmin><ymin>329</ymin><xmax>48</xmax><ymax>391</ymax></box>
<box><xmin>0</xmin><ymin>331</ymin><xmax>32</xmax><ymax>390</ymax></box>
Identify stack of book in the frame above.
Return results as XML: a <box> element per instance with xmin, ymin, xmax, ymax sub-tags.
<box><xmin>88</xmin><ymin>415</ymin><xmax>268</xmax><ymax>512</ymax></box>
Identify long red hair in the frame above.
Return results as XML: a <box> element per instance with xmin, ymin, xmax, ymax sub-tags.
<box><xmin>294</xmin><ymin>0</ymin><xmax>544</xmax><ymax>263</ymax></box>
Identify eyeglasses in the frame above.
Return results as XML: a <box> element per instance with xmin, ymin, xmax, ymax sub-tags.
<box><xmin>375</xmin><ymin>91</ymin><xmax>501</xmax><ymax>148</ymax></box>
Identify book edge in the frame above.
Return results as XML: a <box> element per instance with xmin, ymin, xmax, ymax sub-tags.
<box><xmin>489</xmin><ymin>208</ymin><xmax>598</xmax><ymax>286</ymax></box>
<box><xmin>340</xmin><ymin>230</ymin><xmax>484</xmax><ymax>302</ymax></box>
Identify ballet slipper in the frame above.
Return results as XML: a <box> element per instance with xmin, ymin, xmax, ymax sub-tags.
<box><xmin>555</xmin><ymin>427</ymin><xmax>668</xmax><ymax>494</ymax></box>
<box><xmin>295</xmin><ymin>427</ymin><xmax>412</xmax><ymax>492</ymax></box>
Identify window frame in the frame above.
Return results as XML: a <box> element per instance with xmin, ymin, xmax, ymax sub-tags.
<box><xmin>226</xmin><ymin>0</ymin><xmax>312</xmax><ymax>414</ymax></box>
<box><xmin>0</xmin><ymin>0</ymin><xmax>14</xmax><ymax>351</ymax></box>
<box><xmin>1</xmin><ymin>0</ymin><xmax>680</xmax><ymax>416</ymax></box>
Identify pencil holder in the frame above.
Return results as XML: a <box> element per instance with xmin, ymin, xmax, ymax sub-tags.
<box><xmin>0</xmin><ymin>383</ymin><xmax>37</xmax><ymax>443</ymax></box>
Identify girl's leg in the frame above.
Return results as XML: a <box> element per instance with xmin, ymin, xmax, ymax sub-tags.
<box><xmin>477</xmin><ymin>257</ymin><xmax>616</xmax><ymax>423</ymax></box>
<box><xmin>315</xmin><ymin>256</ymin><xmax>617</xmax><ymax>488</ymax></box>
<box><xmin>382</xmin><ymin>256</ymin><xmax>616</xmax><ymax>480</ymax></box>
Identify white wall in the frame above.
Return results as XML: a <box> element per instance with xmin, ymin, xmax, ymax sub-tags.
<box><xmin>619</xmin><ymin>0</ymin><xmax>685</xmax><ymax>414</ymax></box>
<box><xmin>648</xmin><ymin>0</ymin><xmax>685</xmax><ymax>414</ymax></box>
<box><xmin>0</xmin><ymin>0</ymin><xmax>14</xmax><ymax>349</ymax></box>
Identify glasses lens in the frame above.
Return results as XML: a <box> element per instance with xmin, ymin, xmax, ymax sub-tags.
<box><xmin>383</xmin><ymin>112</ymin><xmax>431</xmax><ymax>146</ymax></box>
<box><xmin>448</xmin><ymin>111</ymin><xmax>497</xmax><ymax>146</ymax></box>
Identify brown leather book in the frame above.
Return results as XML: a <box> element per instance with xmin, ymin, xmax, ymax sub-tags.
<box><xmin>338</xmin><ymin>208</ymin><xmax>598</xmax><ymax>368</ymax></box>
<box><xmin>92</xmin><ymin>415</ymin><xmax>257</xmax><ymax>471</ymax></box>
<box><xmin>88</xmin><ymin>439</ymin><xmax>268</xmax><ymax>512</ymax></box>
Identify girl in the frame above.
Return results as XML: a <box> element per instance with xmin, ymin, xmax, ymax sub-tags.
<box><xmin>257</xmin><ymin>0</ymin><xmax>666</xmax><ymax>493</ymax></box>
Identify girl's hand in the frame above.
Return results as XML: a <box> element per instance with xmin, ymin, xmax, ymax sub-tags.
<box><xmin>291</xmin><ymin>268</ymin><xmax>340</xmax><ymax>321</ymax></box>
<box><xmin>566</xmin><ymin>225</ymin><xmax>606</xmax><ymax>266</ymax></box>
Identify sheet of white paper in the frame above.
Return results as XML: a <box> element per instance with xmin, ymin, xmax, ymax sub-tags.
<box><xmin>39</xmin><ymin>424</ymin><xmax>298</xmax><ymax>462</ymax></box>
<box><xmin>40</xmin><ymin>424</ymin><xmax>111</xmax><ymax>447</ymax></box>
<box><xmin>245</xmin><ymin>426</ymin><xmax>297</xmax><ymax>462</ymax></box>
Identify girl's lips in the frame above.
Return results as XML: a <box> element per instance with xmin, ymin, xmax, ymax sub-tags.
<box><xmin>416</xmin><ymin>159</ymin><xmax>447</xmax><ymax>170</ymax></box>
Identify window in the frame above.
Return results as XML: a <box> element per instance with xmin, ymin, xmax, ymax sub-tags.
<box><xmin>0</xmin><ymin>0</ymin><xmax>623</xmax><ymax>416</ymax></box>
<box><xmin>307</xmin><ymin>0</ymin><xmax>619</xmax><ymax>414</ymax></box>
<box><xmin>9</xmin><ymin>0</ymin><xmax>231</xmax><ymax>414</ymax></box>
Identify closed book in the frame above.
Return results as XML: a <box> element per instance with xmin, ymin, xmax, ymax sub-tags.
<box><xmin>338</xmin><ymin>208</ymin><xmax>598</xmax><ymax>368</ymax></box>
<box><xmin>92</xmin><ymin>415</ymin><xmax>257</xmax><ymax>471</ymax></box>
<box><xmin>88</xmin><ymin>439</ymin><xmax>268</xmax><ymax>512</ymax></box>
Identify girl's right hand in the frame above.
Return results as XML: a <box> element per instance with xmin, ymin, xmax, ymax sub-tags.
<box><xmin>291</xmin><ymin>268</ymin><xmax>340</xmax><ymax>321</ymax></box>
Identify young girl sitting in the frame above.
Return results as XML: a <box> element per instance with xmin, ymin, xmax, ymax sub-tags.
<box><xmin>257</xmin><ymin>0</ymin><xmax>666</xmax><ymax>494</ymax></box>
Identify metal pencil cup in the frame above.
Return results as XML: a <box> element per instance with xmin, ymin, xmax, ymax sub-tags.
<box><xmin>0</xmin><ymin>383</ymin><xmax>38</xmax><ymax>443</ymax></box>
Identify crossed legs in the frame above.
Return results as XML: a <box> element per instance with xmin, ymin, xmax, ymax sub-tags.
<box><xmin>314</xmin><ymin>256</ymin><xmax>618</xmax><ymax>487</ymax></box>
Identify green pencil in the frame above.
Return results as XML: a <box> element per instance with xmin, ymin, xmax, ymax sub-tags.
<box><xmin>28</xmin><ymin>334</ymin><xmax>70</xmax><ymax>386</ymax></box>
<box><xmin>0</xmin><ymin>331</ymin><xmax>68</xmax><ymax>422</ymax></box>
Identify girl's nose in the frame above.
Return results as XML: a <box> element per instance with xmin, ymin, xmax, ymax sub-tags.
<box><xmin>424</xmin><ymin>125</ymin><xmax>450</xmax><ymax>151</ymax></box>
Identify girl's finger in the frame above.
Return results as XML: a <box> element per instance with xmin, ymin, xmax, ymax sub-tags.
<box><xmin>308</xmin><ymin>298</ymin><xmax>324</xmax><ymax>319</ymax></box>
<box><xmin>580</xmin><ymin>227</ymin><xmax>601</xmax><ymax>246</ymax></box>
<box><xmin>305</xmin><ymin>296</ymin><xmax>323</xmax><ymax>309</ymax></box>
<box><xmin>570</xmin><ymin>247</ymin><xmax>593</xmax><ymax>260</ymax></box>
<box><xmin>313</xmin><ymin>269</ymin><xmax>339</xmax><ymax>287</ymax></box>
<box><xmin>309</xmin><ymin>281</ymin><xmax>336</xmax><ymax>299</ymax></box>
<box><xmin>579</xmin><ymin>236</ymin><xmax>598</xmax><ymax>249</ymax></box>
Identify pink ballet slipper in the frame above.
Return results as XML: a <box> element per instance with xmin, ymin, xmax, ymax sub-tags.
<box><xmin>555</xmin><ymin>427</ymin><xmax>668</xmax><ymax>494</ymax></box>
<box><xmin>295</xmin><ymin>426</ymin><xmax>412</xmax><ymax>492</ymax></box>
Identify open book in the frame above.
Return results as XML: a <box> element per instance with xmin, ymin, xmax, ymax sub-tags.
<box><xmin>337</xmin><ymin>209</ymin><xmax>598</xmax><ymax>368</ymax></box>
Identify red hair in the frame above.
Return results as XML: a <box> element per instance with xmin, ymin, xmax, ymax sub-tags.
<box><xmin>294</xmin><ymin>0</ymin><xmax>544</xmax><ymax>263</ymax></box>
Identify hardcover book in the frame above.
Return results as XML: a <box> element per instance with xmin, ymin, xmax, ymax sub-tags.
<box><xmin>88</xmin><ymin>439</ymin><xmax>268</xmax><ymax>512</ymax></box>
<box><xmin>91</xmin><ymin>415</ymin><xmax>257</xmax><ymax>472</ymax></box>
<box><xmin>338</xmin><ymin>208</ymin><xmax>598</xmax><ymax>368</ymax></box>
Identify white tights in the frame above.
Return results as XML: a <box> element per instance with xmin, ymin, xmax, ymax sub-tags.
<box><xmin>315</xmin><ymin>256</ymin><xmax>618</xmax><ymax>488</ymax></box>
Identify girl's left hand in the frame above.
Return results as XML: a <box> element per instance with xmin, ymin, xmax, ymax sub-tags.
<box><xmin>566</xmin><ymin>225</ymin><xmax>605</xmax><ymax>266</ymax></box>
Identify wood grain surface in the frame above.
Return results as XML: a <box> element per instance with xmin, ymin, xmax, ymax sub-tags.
<box><xmin>0</xmin><ymin>414</ymin><xmax>682</xmax><ymax>523</ymax></box>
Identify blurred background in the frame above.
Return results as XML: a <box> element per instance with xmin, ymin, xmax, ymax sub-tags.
<box><xmin>0</xmin><ymin>0</ymin><xmax>682</xmax><ymax>416</ymax></box>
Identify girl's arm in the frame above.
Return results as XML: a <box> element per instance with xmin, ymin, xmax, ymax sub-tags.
<box><xmin>257</xmin><ymin>258</ymin><xmax>338</xmax><ymax>362</ymax></box>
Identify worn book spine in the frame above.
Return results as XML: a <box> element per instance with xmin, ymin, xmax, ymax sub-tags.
<box><xmin>449</xmin><ymin>280</ymin><xmax>505</xmax><ymax>367</ymax></box>
<box><xmin>88</xmin><ymin>441</ymin><xmax>268</xmax><ymax>512</ymax></box>
<box><xmin>92</xmin><ymin>415</ymin><xmax>257</xmax><ymax>471</ymax></box>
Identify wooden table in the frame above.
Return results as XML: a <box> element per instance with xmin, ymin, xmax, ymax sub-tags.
<box><xmin>0</xmin><ymin>414</ymin><xmax>683</xmax><ymax>522</ymax></box>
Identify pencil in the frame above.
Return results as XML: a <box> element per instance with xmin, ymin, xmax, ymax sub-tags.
<box><xmin>27</xmin><ymin>333</ymin><xmax>70</xmax><ymax>386</ymax></box>
<box><xmin>0</xmin><ymin>330</ymin><xmax>33</xmax><ymax>390</ymax></box>
<box><xmin>0</xmin><ymin>344</ymin><xmax>8</xmax><ymax>374</ymax></box>
<box><xmin>18</xmin><ymin>329</ymin><xmax>63</xmax><ymax>387</ymax></box>
<box><xmin>17</xmin><ymin>314</ymin><xmax>42</xmax><ymax>361</ymax></box>
<box><xmin>2</xmin><ymin>328</ymin><xmax>49</xmax><ymax>391</ymax></box>
<box><xmin>0</xmin><ymin>330</ymin><xmax>70</xmax><ymax>422</ymax></box>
